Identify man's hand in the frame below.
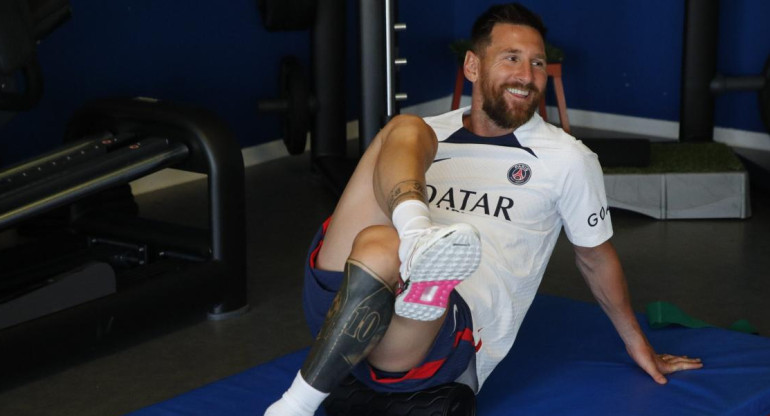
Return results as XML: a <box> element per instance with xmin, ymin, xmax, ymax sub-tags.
<box><xmin>573</xmin><ymin>241</ymin><xmax>704</xmax><ymax>384</ymax></box>
<box><xmin>626</xmin><ymin>341</ymin><xmax>703</xmax><ymax>384</ymax></box>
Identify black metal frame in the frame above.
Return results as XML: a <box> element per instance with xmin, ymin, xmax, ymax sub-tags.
<box><xmin>679</xmin><ymin>0</ymin><xmax>720</xmax><ymax>142</ymax></box>
<box><xmin>0</xmin><ymin>97</ymin><xmax>248</xmax><ymax>338</ymax></box>
<box><xmin>358</xmin><ymin>0</ymin><xmax>403</xmax><ymax>152</ymax></box>
<box><xmin>359</xmin><ymin>0</ymin><xmax>387</xmax><ymax>151</ymax></box>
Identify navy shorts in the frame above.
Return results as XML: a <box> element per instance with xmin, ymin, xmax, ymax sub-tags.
<box><xmin>302</xmin><ymin>218</ymin><xmax>477</xmax><ymax>393</ymax></box>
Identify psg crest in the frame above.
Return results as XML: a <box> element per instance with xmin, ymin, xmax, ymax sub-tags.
<box><xmin>508</xmin><ymin>163</ymin><xmax>532</xmax><ymax>185</ymax></box>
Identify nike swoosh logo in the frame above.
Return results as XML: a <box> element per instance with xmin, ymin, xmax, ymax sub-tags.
<box><xmin>433</xmin><ymin>158</ymin><xmax>452</xmax><ymax>163</ymax></box>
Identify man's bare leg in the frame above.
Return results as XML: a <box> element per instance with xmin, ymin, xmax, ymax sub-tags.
<box><xmin>319</xmin><ymin>114</ymin><xmax>481</xmax><ymax>320</ymax></box>
<box><xmin>264</xmin><ymin>115</ymin><xmax>480</xmax><ymax>415</ymax></box>
<box><xmin>317</xmin><ymin>114</ymin><xmax>439</xmax><ymax>272</ymax></box>
<box><xmin>265</xmin><ymin>226</ymin><xmax>445</xmax><ymax>416</ymax></box>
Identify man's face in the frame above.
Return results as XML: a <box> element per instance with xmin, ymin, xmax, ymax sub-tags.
<box><xmin>477</xmin><ymin>24</ymin><xmax>548</xmax><ymax>130</ymax></box>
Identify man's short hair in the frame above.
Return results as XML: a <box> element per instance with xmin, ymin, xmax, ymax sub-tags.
<box><xmin>470</xmin><ymin>3</ymin><xmax>547</xmax><ymax>55</ymax></box>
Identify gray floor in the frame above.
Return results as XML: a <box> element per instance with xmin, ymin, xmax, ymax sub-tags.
<box><xmin>1</xmin><ymin>134</ymin><xmax>769</xmax><ymax>416</ymax></box>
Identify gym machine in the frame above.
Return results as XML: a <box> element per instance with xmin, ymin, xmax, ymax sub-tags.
<box><xmin>359</xmin><ymin>0</ymin><xmax>408</xmax><ymax>150</ymax></box>
<box><xmin>0</xmin><ymin>97</ymin><xmax>249</xmax><ymax>333</ymax></box>
<box><xmin>680</xmin><ymin>0</ymin><xmax>770</xmax><ymax>141</ymax></box>
<box><xmin>0</xmin><ymin>0</ymin><xmax>248</xmax><ymax>363</ymax></box>
<box><xmin>256</xmin><ymin>0</ymin><xmax>409</xmax><ymax>195</ymax></box>
<box><xmin>257</xmin><ymin>0</ymin><xmax>352</xmax><ymax>196</ymax></box>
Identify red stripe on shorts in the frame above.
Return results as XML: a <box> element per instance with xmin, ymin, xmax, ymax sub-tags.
<box><xmin>368</xmin><ymin>359</ymin><xmax>447</xmax><ymax>384</ymax></box>
<box><xmin>454</xmin><ymin>328</ymin><xmax>482</xmax><ymax>352</ymax></box>
<box><xmin>309</xmin><ymin>217</ymin><xmax>333</xmax><ymax>269</ymax></box>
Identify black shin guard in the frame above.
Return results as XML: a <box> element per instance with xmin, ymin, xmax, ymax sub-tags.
<box><xmin>302</xmin><ymin>260</ymin><xmax>395</xmax><ymax>392</ymax></box>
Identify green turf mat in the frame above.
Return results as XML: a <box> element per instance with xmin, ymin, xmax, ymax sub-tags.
<box><xmin>604</xmin><ymin>142</ymin><xmax>745</xmax><ymax>174</ymax></box>
<box><xmin>647</xmin><ymin>301</ymin><xmax>758</xmax><ymax>335</ymax></box>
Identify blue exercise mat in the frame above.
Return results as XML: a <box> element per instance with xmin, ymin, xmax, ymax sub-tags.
<box><xmin>130</xmin><ymin>295</ymin><xmax>770</xmax><ymax>416</ymax></box>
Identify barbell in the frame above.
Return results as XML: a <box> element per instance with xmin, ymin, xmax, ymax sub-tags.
<box><xmin>710</xmin><ymin>54</ymin><xmax>770</xmax><ymax>134</ymax></box>
<box><xmin>257</xmin><ymin>56</ymin><xmax>317</xmax><ymax>155</ymax></box>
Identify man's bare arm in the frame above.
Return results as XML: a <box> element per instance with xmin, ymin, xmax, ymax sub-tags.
<box><xmin>573</xmin><ymin>241</ymin><xmax>703</xmax><ymax>384</ymax></box>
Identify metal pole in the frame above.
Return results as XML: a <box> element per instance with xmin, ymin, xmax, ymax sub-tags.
<box><xmin>359</xmin><ymin>0</ymin><xmax>386</xmax><ymax>151</ymax></box>
<box><xmin>679</xmin><ymin>0</ymin><xmax>719</xmax><ymax>142</ymax></box>
<box><xmin>312</xmin><ymin>0</ymin><xmax>346</xmax><ymax>159</ymax></box>
<box><xmin>385</xmin><ymin>0</ymin><xmax>395</xmax><ymax>118</ymax></box>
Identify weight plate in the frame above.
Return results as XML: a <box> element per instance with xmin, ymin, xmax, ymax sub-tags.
<box><xmin>279</xmin><ymin>56</ymin><xmax>311</xmax><ymax>155</ymax></box>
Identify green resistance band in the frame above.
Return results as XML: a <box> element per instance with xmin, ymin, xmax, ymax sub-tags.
<box><xmin>646</xmin><ymin>301</ymin><xmax>758</xmax><ymax>335</ymax></box>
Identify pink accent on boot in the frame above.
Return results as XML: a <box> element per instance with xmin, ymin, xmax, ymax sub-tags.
<box><xmin>401</xmin><ymin>280</ymin><xmax>462</xmax><ymax>307</ymax></box>
<box><xmin>394</xmin><ymin>223</ymin><xmax>480</xmax><ymax>321</ymax></box>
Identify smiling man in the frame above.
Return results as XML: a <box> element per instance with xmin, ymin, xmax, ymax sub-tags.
<box><xmin>264</xmin><ymin>4</ymin><xmax>702</xmax><ymax>415</ymax></box>
<box><xmin>471</xmin><ymin>19</ymin><xmax>546</xmax><ymax>134</ymax></box>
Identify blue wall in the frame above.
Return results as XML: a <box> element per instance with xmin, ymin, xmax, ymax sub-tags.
<box><xmin>0</xmin><ymin>0</ymin><xmax>310</xmax><ymax>165</ymax></box>
<box><xmin>1</xmin><ymin>0</ymin><xmax>768</xmax><ymax>166</ymax></box>
<box><xmin>454</xmin><ymin>0</ymin><xmax>769</xmax><ymax>132</ymax></box>
<box><xmin>397</xmin><ymin>0</ymin><xmax>458</xmax><ymax>106</ymax></box>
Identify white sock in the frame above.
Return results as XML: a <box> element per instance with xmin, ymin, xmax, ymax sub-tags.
<box><xmin>391</xmin><ymin>200</ymin><xmax>432</xmax><ymax>265</ymax></box>
<box><xmin>391</xmin><ymin>200</ymin><xmax>431</xmax><ymax>237</ymax></box>
<box><xmin>264</xmin><ymin>371</ymin><xmax>329</xmax><ymax>416</ymax></box>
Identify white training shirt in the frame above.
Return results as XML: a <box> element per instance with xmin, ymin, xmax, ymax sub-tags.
<box><xmin>423</xmin><ymin>107</ymin><xmax>614</xmax><ymax>390</ymax></box>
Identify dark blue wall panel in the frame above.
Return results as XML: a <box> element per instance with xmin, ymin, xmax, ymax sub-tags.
<box><xmin>450</xmin><ymin>0</ymin><xmax>768</xmax><ymax>133</ymax></box>
<box><xmin>452</xmin><ymin>0</ymin><xmax>685</xmax><ymax>121</ymax></box>
<box><xmin>1</xmin><ymin>0</ymin><xmax>768</xmax><ymax>166</ymax></box>
<box><xmin>1</xmin><ymin>0</ymin><xmax>310</xmax><ymax>165</ymax></box>
<box><xmin>396</xmin><ymin>0</ymin><xmax>457</xmax><ymax>108</ymax></box>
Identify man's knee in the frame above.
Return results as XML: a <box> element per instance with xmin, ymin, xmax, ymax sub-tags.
<box><xmin>349</xmin><ymin>226</ymin><xmax>400</xmax><ymax>288</ymax></box>
<box><xmin>383</xmin><ymin>114</ymin><xmax>438</xmax><ymax>146</ymax></box>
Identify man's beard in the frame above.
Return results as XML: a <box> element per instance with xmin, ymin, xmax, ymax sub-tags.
<box><xmin>481</xmin><ymin>79</ymin><xmax>541</xmax><ymax>131</ymax></box>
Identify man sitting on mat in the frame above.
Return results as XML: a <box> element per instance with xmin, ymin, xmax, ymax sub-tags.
<box><xmin>265</xmin><ymin>3</ymin><xmax>702</xmax><ymax>415</ymax></box>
